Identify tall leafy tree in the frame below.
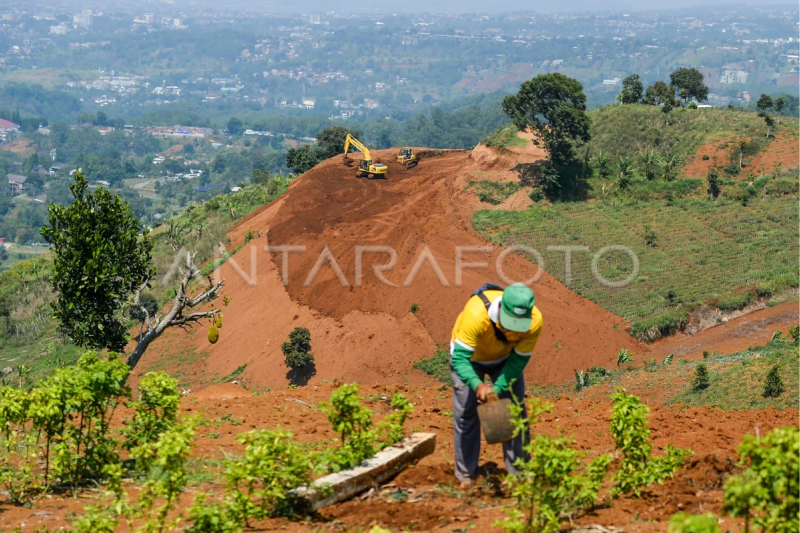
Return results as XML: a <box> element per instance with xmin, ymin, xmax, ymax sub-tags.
<box><xmin>314</xmin><ymin>126</ymin><xmax>360</xmax><ymax>161</ymax></box>
<box><xmin>756</xmin><ymin>94</ymin><xmax>773</xmax><ymax>113</ymax></box>
<box><xmin>227</xmin><ymin>117</ymin><xmax>243</xmax><ymax>135</ymax></box>
<box><xmin>41</xmin><ymin>171</ymin><xmax>155</xmax><ymax>352</ymax></box>
<box><xmin>502</xmin><ymin>73</ymin><xmax>591</xmax><ymax>166</ymax></box>
<box><xmin>285</xmin><ymin>144</ymin><xmax>316</xmax><ymax>175</ymax></box>
<box><xmin>621</xmin><ymin>74</ymin><xmax>644</xmax><ymax>104</ymax></box>
<box><xmin>669</xmin><ymin>68</ymin><xmax>708</xmax><ymax>104</ymax></box>
<box><xmin>42</xmin><ymin>171</ymin><xmax>225</xmax><ymax>369</ymax></box>
<box><xmin>643</xmin><ymin>81</ymin><xmax>673</xmax><ymax>106</ymax></box>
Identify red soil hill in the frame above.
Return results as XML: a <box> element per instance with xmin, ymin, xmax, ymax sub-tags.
<box><xmin>139</xmin><ymin>147</ymin><xmax>640</xmax><ymax>391</ymax></box>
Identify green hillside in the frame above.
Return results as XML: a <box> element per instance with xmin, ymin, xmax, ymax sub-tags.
<box><xmin>474</xmin><ymin>195</ymin><xmax>798</xmax><ymax>328</ymax></box>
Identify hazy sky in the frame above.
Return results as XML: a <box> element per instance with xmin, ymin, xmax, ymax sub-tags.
<box><xmin>242</xmin><ymin>0</ymin><xmax>797</xmax><ymax>14</ymax></box>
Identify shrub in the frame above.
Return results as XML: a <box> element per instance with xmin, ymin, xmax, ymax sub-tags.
<box><xmin>668</xmin><ymin>513</ymin><xmax>720</xmax><ymax>533</ymax></box>
<box><xmin>631</xmin><ymin>310</ymin><xmax>689</xmax><ymax>342</ymax></box>
<box><xmin>610</xmin><ymin>389</ymin><xmax>691</xmax><ymax>497</ymax></box>
<box><xmin>413</xmin><ymin>345</ymin><xmax>452</xmax><ymax>386</ymax></box>
<box><xmin>496</xmin><ymin>435</ymin><xmax>611</xmax><ymax>533</ymax></box>
<box><xmin>616</xmin><ymin>348</ymin><xmax>635</xmax><ymax>368</ymax></box>
<box><xmin>716</xmin><ymin>291</ymin><xmax>754</xmax><ymax>312</ymax></box>
<box><xmin>122</xmin><ymin>372</ymin><xmax>182</xmax><ymax>469</ymax></box>
<box><xmin>723</xmin><ymin>427</ymin><xmax>799</xmax><ymax>533</ymax></box>
<box><xmin>663</xmin><ymin>354</ymin><xmax>674</xmax><ymax>365</ymax></box>
<box><xmin>497</xmin><ymin>397</ymin><xmax>610</xmax><ymax>533</ymax></box>
<box><xmin>575</xmin><ymin>369</ymin><xmax>594</xmax><ymax>391</ymax></box>
<box><xmin>763</xmin><ymin>365</ymin><xmax>785</xmax><ymax>398</ymax></box>
<box><xmin>409</xmin><ymin>303</ymin><xmax>420</xmax><ymax>314</ymax></box>
<box><xmin>529</xmin><ymin>188</ymin><xmax>544</xmax><ymax>202</ymax></box>
<box><xmin>282</xmin><ymin>327</ymin><xmax>314</xmax><ymax>382</ymax></box>
<box><xmin>225</xmin><ymin>429</ymin><xmax>314</xmax><ymax>523</ymax></box>
<box><xmin>692</xmin><ymin>364</ymin><xmax>710</xmax><ymax>391</ymax></box>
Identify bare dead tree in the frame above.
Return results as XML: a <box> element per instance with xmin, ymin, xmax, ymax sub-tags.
<box><xmin>126</xmin><ymin>251</ymin><xmax>224</xmax><ymax>370</ymax></box>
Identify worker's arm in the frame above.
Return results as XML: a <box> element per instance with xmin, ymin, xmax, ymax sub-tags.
<box><xmin>492</xmin><ymin>349</ymin><xmax>532</xmax><ymax>396</ymax></box>
<box><xmin>492</xmin><ymin>320</ymin><xmax>543</xmax><ymax>396</ymax></box>
<box><xmin>451</xmin><ymin>341</ymin><xmax>483</xmax><ymax>391</ymax></box>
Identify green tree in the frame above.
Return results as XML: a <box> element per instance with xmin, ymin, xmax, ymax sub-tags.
<box><xmin>502</xmin><ymin>73</ymin><xmax>591</xmax><ymax>166</ymax></box>
<box><xmin>669</xmin><ymin>68</ymin><xmax>708</xmax><ymax>104</ymax></box>
<box><xmin>763</xmin><ymin>113</ymin><xmax>775</xmax><ymax>138</ymax></box>
<box><xmin>621</xmin><ymin>74</ymin><xmax>644</xmax><ymax>104</ymax></box>
<box><xmin>763</xmin><ymin>365</ymin><xmax>784</xmax><ymax>398</ymax></box>
<box><xmin>692</xmin><ymin>363</ymin><xmax>710</xmax><ymax>391</ymax></box>
<box><xmin>41</xmin><ymin>171</ymin><xmax>224</xmax><ymax>370</ymax></box>
<box><xmin>773</xmin><ymin>96</ymin><xmax>785</xmax><ymax>123</ymax></box>
<box><xmin>314</xmin><ymin>126</ymin><xmax>359</xmax><ymax>161</ymax></box>
<box><xmin>251</xmin><ymin>168</ymin><xmax>270</xmax><ymax>187</ymax></box>
<box><xmin>706</xmin><ymin>167</ymin><xmax>720</xmax><ymax>201</ymax></box>
<box><xmin>286</xmin><ymin>144</ymin><xmax>316</xmax><ymax>175</ymax></box>
<box><xmin>40</xmin><ymin>171</ymin><xmax>155</xmax><ymax>352</ymax></box>
<box><xmin>756</xmin><ymin>94</ymin><xmax>773</xmax><ymax>113</ymax></box>
<box><xmin>227</xmin><ymin>117</ymin><xmax>243</xmax><ymax>135</ymax></box>
<box><xmin>662</xmin><ymin>99</ymin><xmax>674</xmax><ymax>127</ymax></box>
<box><xmin>643</xmin><ymin>81</ymin><xmax>673</xmax><ymax>105</ymax></box>
<box><xmin>282</xmin><ymin>327</ymin><xmax>314</xmax><ymax>383</ymax></box>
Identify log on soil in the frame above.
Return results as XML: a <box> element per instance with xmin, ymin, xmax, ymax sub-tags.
<box><xmin>292</xmin><ymin>432</ymin><xmax>436</xmax><ymax>511</ymax></box>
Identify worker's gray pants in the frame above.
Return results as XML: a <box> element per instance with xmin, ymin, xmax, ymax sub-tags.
<box><xmin>451</xmin><ymin>361</ymin><xmax>530</xmax><ymax>482</ymax></box>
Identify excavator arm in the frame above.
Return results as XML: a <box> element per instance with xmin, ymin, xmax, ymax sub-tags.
<box><xmin>343</xmin><ymin>134</ymin><xmax>372</xmax><ymax>162</ymax></box>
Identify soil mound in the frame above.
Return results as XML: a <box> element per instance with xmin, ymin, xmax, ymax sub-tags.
<box><xmin>139</xmin><ymin>147</ymin><xmax>639</xmax><ymax>391</ymax></box>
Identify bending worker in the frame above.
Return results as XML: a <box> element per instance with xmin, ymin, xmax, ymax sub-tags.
<box><xmin>450</xmin><ymin>282</ymin><xmax>543</xmax><ymax>484</ymax></box>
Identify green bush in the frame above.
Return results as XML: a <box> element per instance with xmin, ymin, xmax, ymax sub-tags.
<box><xmin>282</xmin><ymin>327</ymin><xmax>314</xmax><ymax>382</ymax></box>
<box><xmin>716</xmin><ymin>291</ymin><xmax>754</xmax><ymax>312</ymax></box>
<box><xmin>122</xmin><ymin>372</ymin><xmax>182</xmax><ymax>470</ymax></box>
<box><xmin>0</xmin><ymin>352</ymin><xmax>130</xmax><ymax>503</ymax></box>
<box><xmin>692</xmin><ymin>363</ymin><xmax>711</xmax><ymax>391</ymax></box>
<box><xmin>723</xmin><ymin>427</ymin><xmax>799</xmax><ymax>532</ymax></box>
<box><xmin>763</xmin><ymin>365</ymin><xmax>785</xmax><ymax>398</ymax></box>
<box><xmin>668</xmin><ymin>513</ymin><xmax>720</xmax><ymax>533</ymax></box>
<box><xmin>497</xmin><ymin>397</ymin><xmax>611</xmax><ymax>533</ymax></box>
<box><xmin>610</xmin><ymin>389</ymin><xmax>691</xmax><ymax>497</ymax></box>
<box><xmin>225</xmin><ymin>429</ymin><xmax>315</xmax><ymax>523</ymax></box>
<box><xmin>413</xmin><ymin>345</ymin><xmax>452</xmax><ymax>386</ymax></box>
<box><xmin>631</xmin><ymin>310</ymin><xmax>689</xmax><ymax>342</ymax></box>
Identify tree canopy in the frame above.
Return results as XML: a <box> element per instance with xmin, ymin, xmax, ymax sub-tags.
<box><xmin>669</xmin><ymin>68</ymin><xmax>709</xmax><ymax>104</ymax></box>
<box><xmin>41</xmin><ymin>171</ymin><xmax>155</xmax><ymax>352</ymax></box>
<box><xmin>501</xmin><ymin>73</ymin><xmax>591</xmax><ymax>166</ymax></box>
<box><xmin>621</xmin><ymin>74</ymin><xmax>644</xmax><ymax>104</ymax></box>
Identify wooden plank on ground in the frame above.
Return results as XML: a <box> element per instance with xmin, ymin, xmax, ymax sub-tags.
<box><xmin>292</xmin><ymin>432</ymin><xmax>436</xmax><ymax>511</ymax></box>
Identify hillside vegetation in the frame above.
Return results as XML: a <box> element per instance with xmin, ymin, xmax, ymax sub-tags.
<box><xmin>0</xmin><ymin>182</ymin><xmax>287</xmax><ymax>387</ymax></box>
<box><xmin>474</xmin><ymin>196</ymin><xmax>798</xmax><ymax>323</ymax></box>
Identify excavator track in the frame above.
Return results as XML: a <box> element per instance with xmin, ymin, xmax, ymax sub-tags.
<box><xmin>405</xmin><ymin>160</ymin><xmax>419</xmax><ymax>169</ymax></box>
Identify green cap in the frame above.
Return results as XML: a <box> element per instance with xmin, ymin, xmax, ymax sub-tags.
<box><xmin>499</xmin><ymin>283</ymin><xmax>535</xmax><ymax>333</ymax></box>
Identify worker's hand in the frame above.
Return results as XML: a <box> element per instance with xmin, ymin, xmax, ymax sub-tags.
<box><xmin>476</xmin><ymin>383</ymin><xmax>493</xmax><ymax>404</ymax></box>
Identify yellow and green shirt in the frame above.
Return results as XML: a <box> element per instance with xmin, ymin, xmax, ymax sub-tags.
<box><xmin>450</xmin><ymin>289</ymin><xmax>543</xmax><ymax>394</ymax></box>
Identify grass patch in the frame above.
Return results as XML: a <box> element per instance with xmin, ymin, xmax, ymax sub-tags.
<box><xmin>218</xmin><ymin>363</ymin><xmax>247</xmax><ymax>383</ymax></box>
<box><xmin>715</xmin><ymin>290</ymin><xmax>754</xmax><ymax>312</ymax></box>
<box><xmin>630</xmin><ymin>310</ymin><xmax>690</xmax><ymax>342</ymax></box>
<box><xmin>413</xmin><ymin>345</ymin><xmax>452</xmax><ymax>386</ymax></box>
<box><xmin>667</xmin><ymin>338</ymin><xmax>798</xmax><ymax>410</ymax></box>
<box><xmin>467</xmin><ymin>180</ymin><xmax>521</xmax><ymax>205</ymax></box>
<box><xmin>482</xmin><ymin>125</ymin><xmax>527</xmax><ymax>149</ymax></box>
<box><xmin>473</xmin><ymin>196</ymin><xmax>799</xmax><ymax>321</ymax></box>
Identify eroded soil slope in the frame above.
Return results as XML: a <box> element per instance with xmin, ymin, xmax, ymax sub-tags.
<box><xmin>134</xmin><ymin>147</ymin><xmax>641</xmax><ymax>391</ymax></box>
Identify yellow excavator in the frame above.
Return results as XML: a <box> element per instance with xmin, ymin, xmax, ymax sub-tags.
<box><xmin>343</xmin><ymin>134</ymin><xmax>388</xmax><ymax>178</ymax></box>
<box><xmin>396</xmin><ymin>148</ymin><xmax>419</xmax><ymax>169</ymax></box>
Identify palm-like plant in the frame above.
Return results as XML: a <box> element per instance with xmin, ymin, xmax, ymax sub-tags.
<box><xmin>595</xmin><ymin>151</ymin><xmax>611</xmax><ymax>179</ymax></box>
<box><xmin>640</xmin><ymin>150</ymin><xmax>661</xmax><ymax>181</ymax></box>
<box><xmin>617</xmin><ymin>348</ymin><xmax>635</xmax><ymax>369</ymax></box>
<box><xmin>661</xmin><ymin>152</ymin><xmax>683</xmax><ymax>182</ymax></box>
